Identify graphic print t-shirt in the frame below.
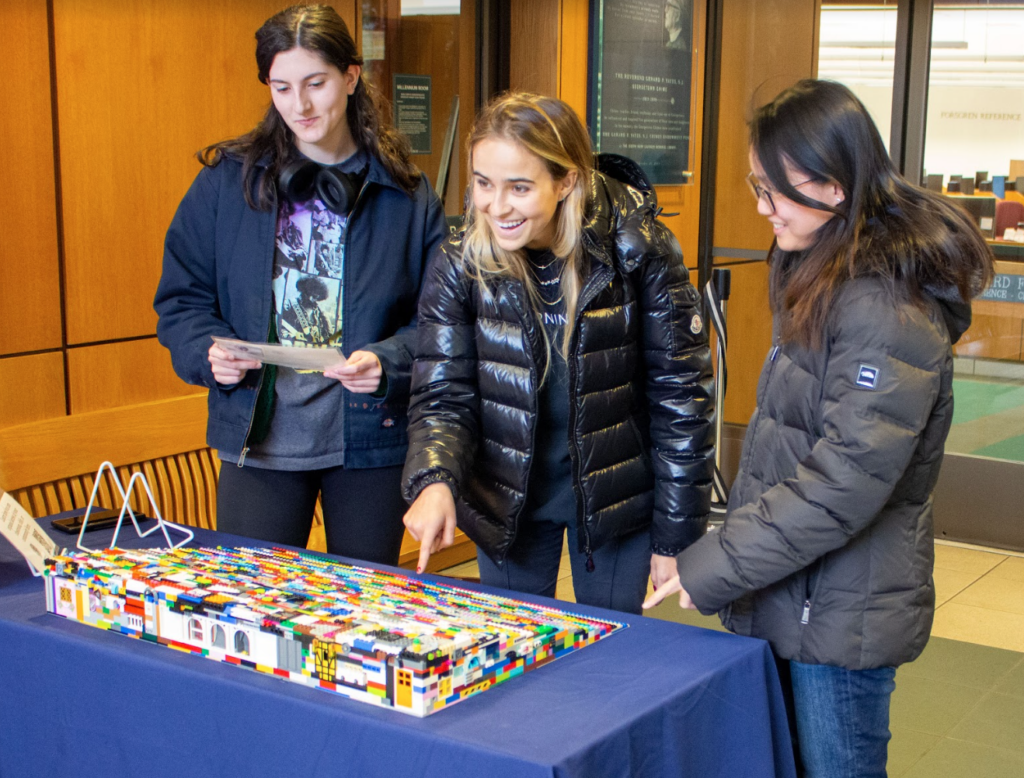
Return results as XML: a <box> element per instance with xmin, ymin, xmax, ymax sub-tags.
<box><xmin>274</xmin><ymin>197</ymin><xmax>346</xmax><ymax>348</ymax></box>
<box><xmin>228</xmin><ymin>150</ymin><xmax>368</xmax><ymax>471</ymax></box>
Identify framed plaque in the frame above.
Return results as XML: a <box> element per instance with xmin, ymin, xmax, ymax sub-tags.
<box><xmin>589</xmin><ymin>0</ymin><xmax>696</xmax><ymax>185</ymax></box>
<box><xmin>393</xmin><ymin>74</ymin><xmax>432</xmax><ymax>155</ymax></box>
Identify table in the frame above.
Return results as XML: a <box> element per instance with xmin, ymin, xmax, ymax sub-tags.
<box><xmin>0</xmin><ymin>513</ymin><xmax>795</xmax><ymax>778</ymax></box>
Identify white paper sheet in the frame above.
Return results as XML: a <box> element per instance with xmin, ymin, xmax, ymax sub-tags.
<box><xmin>212</xmin><ymin>337</ymin><xmax>346</xmax><ymax>371</ymax></box>
<box><xmin>0</xmin><ymin>491</ymin><xmax>59</xmax><ymax>574</ymax></box>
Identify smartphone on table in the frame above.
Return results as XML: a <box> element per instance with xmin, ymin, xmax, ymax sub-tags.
<box><xmin>50</xmin><ymin>508</ymin><xmax>141</xmax><ymax>534</ymax></box>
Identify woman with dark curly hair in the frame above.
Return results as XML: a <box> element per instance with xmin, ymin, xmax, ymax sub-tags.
<box><xmin>155</xmin><ymin>5</ymin><xmax>446</xmax><ymax>564</ymax></box>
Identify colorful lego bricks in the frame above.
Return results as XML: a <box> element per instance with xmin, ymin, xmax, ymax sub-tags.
<box><xmin>43</xmin><ymin>546</ymin><xmax>624</xmax><ymax>717</ymax></box>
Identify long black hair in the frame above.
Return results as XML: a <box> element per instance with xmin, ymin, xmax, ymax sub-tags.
<box><xmin>750</xmin><ymin>79</ymin><xmax>993</xmax><ymax>347</ymax></box>
<box><xmin>199</xmin><ymin>4</ymin><xmax>419</xmax><ymax>209</ymax></box>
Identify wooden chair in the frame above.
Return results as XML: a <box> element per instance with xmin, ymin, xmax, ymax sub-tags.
<box><xmin>0</xmin><ymin>395</ymin><xmax>217</xmax><ymax>528</ymax></box>
<box><xmin>995</xmin><ymin>199</ymin><xmax>1024</xmax><ymax>238</ymax></box>
<box><xmin>0</xmin><ymin>394</ymin><xmax>474</xmax><ymax>573</ymax></box>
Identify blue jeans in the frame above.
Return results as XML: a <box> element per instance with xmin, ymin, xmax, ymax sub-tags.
<box><xmin>476</xmin><ymin>517</ymin><xmax>651</xmax><ymax>615</ymax></box>
<box><xmin>788</xmin><ymin>660</ymin><xmax>897</xmax><ymax>778</ymax></box>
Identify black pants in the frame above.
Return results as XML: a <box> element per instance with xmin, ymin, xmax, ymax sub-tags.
<box><xmin>216</xmin><ymin>463</ymin><xmax>406</xmax><ymax>566</ymax></box>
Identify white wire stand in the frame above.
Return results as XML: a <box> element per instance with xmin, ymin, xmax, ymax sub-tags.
<box><xmin>76</xmin><ymin>461</ymin><xmax>194</xmax><ymax>553</ymax></box>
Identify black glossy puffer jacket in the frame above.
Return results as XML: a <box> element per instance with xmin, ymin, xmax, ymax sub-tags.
<box><xmin>676</xmin><ymin>275</ymin><xmax>970</xmax><ymax>670</ymax></box>
<box><xmin>402</xmin><ymin>171</ymin><xmax>715</xmax><ymax>565</ymax></box>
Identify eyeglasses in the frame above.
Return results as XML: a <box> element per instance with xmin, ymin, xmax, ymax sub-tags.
<box><xmin>746</xmin><ymin>172</ymin><xmax>814</xmax><ymax>213</ymax></box>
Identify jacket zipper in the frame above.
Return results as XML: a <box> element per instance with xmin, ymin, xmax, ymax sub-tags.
<box><xmin>726</xmin><ymin>341</ymin><xmax>781</xmax><ymax>618</ymax></box>
<box><xmin>237</xmin><ymin>372</ymin><xmax>263</xmax><ymax>468</ymax></box>
<box><xmin>801</xmin><ymin>558</ymin><xmax>826</xmax><ymax>626</ymax></box>
<box><xmin>504</xmin><ymin>281</ymin><xmax>542</xmax><ymax>563</ymax></box>
<box><xmin>566</xmin><ymin>262</ymin><xmax>616</xmax><ymax>571</ymax></box>
<box><xmin>239</xmin><ymin>200</ymin><xmax>284</xmax><ymax>468</ymax></box>
<box><xmin>737</xmin><ymin>341</ymin><xmax>782</xmax><ymax>478</ymax></box>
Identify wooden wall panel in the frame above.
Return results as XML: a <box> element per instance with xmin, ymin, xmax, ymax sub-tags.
<box><xmin>68</xmin><ymin>337</ymin><xmax>203</xmax><ymax>415</ymax></box>
<box><xmin>510</xmin><ymin>0</ymin><xmax>559</xmax><ymax>95</ymax></box>
<box><xmin>711</xmin><ymin>0</ymin><xmax>819</xmax><ymax>423</ymax></box>
<box><xmin>0</xmin><ymin>0</ymin><xmax>62</xmax><ymax>355</ymax></box>
<box><xmin>0</xmin><ymin>395</ymin><xmax>207</xmax><ymax>493</ymax></box>
<box><xmin>715</xmin><ymin>260</ymin><xmax>772</xmax><ymax>425</ymax></box>
<box><xmin>335</xmin><ymin>0</ymin><xmax>356</xmax><ymax>29</ymax></box>
<box><xmin>0</xmin><ymin>353</ymin><xmax>66</xmax><ymax>428</ymax></box>
<box><xmin>54</xmin><ymin>0</ymin><xmax>285</xmax><ymax>346</ymax></box>
<box><xmin>713</xmin><ymin>0</ymin><xmax>820</xmax><ymax>252</ymax></box>
<box><xmin>456</xmin><ymin>0</ymin><xmax>477</xmax><ymax>214</ymax></box>
<box><xmin>559</xmin><ymin>0</ymin><xmax>589</xmax><ymax>116</ymax></box>
<box><xmin>396</xmin><ymin>15</ymin><xmax>462</xmax><ymax>209</ymax></box>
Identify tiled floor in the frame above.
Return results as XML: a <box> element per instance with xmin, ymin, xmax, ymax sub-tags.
<box><xmin>439</xmin><ymin>538</ymin><xmax>1024</xmax><ymax>777</ymax></box>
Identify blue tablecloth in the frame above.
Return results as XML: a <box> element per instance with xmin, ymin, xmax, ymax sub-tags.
<box><xmin>0</xmin><ymin>513</ymin><xmax>795</xmax><ymax>778</ymax></box>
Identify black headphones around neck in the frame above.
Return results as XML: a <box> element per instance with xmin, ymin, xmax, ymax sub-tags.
<box><xmin>279</xmin><ymin>159</ymin><xmax>367</xmax><ymax>216</ymax></box>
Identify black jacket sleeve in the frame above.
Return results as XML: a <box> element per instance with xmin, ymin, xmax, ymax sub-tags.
<box><xmin>634</xmin><ymin>222</ymin><xmax>716</xmax><ymax>555</ymax></box>
<box><xmin>154</xmin><ymin>165</ymin><xmax>240</xmax><ymax>390</ymax></box>
<box><xmin>401</xmin><ymin>241</ymin><xmax>480</xmax><ymax>501</ymax></box>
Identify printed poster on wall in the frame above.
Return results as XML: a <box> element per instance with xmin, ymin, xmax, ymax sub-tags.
<box><xmin>393</xmin><ymin>74</ymin><xmax>432</xmax><ymax>155</ymax></box>
<box><xmin>589</xmin><ymin>0</ymin><xmax>694</xmax><ymax>185</ymax></box>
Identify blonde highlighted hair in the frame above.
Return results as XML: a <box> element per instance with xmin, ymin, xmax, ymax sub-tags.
<box><xmin>462</xmin><ymin>92</ymin><xmax>594</xmax><ymax>373</ymax></box>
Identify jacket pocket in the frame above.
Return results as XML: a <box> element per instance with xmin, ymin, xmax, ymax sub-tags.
<box><xmin>627</xmin><ymin>416</ymin><xmax>654</xmax><ymax>473</ymax></box>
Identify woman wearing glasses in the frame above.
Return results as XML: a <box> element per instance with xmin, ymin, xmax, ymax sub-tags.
<box><xmin>645</xmin><ymin>79</ymin><xmax>993</xmax><ymax>775</ymax></box>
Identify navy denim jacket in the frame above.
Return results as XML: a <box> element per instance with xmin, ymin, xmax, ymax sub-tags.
<box><xmin>154</xmin><ymin>154</ymin><xmax>446</xmax><ymax>468</ymax></box>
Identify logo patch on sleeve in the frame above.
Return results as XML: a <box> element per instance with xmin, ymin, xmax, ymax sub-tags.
<box><xmin>856</xmin><ymin>364</ymin><xmax>880</xmax><ymax>389</ymax></box>
<box><xmin>690</xmin><ymin>314</ymin><xmax>703</xmax><ymax>334</ymax></box>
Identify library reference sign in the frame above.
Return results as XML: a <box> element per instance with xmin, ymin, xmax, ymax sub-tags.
<box><xmin>978</xmin><ymin>273</ymin><xmax>1024</xmax><ymax>305</ymax></box>
<box><xmin>589</xmin><ymin>0</ymin><xmax>694</xmax><ymax>185</ymax></box>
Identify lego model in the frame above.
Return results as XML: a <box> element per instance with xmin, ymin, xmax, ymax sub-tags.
<box><xmin>43</xmin><ymin>546</ymin><xmax>623</xmax><ymax>717</ymax></box>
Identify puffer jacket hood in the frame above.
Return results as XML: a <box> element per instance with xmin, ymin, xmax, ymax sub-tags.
<box><xmin>924</xmin><ymin>282</ymin><xmax>972</xmax><ymax>344</ymax></box>
<box><xmin>404</xmin><ymin>168</ymin><xmax>715</xmax><ymax>565</ymax></box>
<box><xmin>585</xmin><ymin>153</ymin><xmax>673</xmax><ymax>273</ymax></box>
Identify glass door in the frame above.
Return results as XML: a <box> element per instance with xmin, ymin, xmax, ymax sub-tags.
<box><xmin>357</xmin><ymin>0</ymin><xmax>478</xmax><ymax>218</ymax></box>
<box><xmin>818</xmin><ymin>1</ymin><xmax>899</xmax><ymax>151</ymax></box>
<box><xmin>820</xmin><ymin>1</ymin><xmax>1024</xmax><ymax>549</ymax></box>
<box><xmin>924</xmin><ymin>1</ymin><xmax>1024</xmax><ymax>549</ymax></box>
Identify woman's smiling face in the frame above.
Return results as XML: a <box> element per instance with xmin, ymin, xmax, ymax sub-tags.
<box><xmin>748</xmin><ymin>149</ymin><xmax>843</xmax><ymax>252</ymax></box>
<box><xmin>471</xmin><ymin>137</ymin><xmax>576</xmax><ymax>252</ymax></box>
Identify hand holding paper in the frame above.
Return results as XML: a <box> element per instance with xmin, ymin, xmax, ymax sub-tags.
<box><xmin>325</xmin><ymin>351</ymin><xmax>383</xmax><ymax>394</ymax></box>
<box><xmin>209</xmin><ymin>342</ymin><xmax>262</xmax><ymax>385</ymax></box>
<box><xmin>211</xmin><ymin>336</ymin><xmax>345</xmax><ymax>372</ymax></box>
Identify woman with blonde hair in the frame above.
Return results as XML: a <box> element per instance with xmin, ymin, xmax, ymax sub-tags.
<box><xmin>402</xmin><ymin>92</ymin><xmax>714</xmax><ymax>613</ymax></box>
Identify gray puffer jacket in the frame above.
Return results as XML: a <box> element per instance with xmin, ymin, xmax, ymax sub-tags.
<box><xmin>676</xmin><ymin>275</ymin><xmax>969</xmax><ymax>670</ymax></box>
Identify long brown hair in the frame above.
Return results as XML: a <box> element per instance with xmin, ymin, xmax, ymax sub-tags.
<box><xmin>462</xmin><ymin>92</ymin><xmax>593</xmax><ymax>371</ymax></box>
<box><xmin>750</xmin><ymin>79</ymin><xmax>993</xmax><ymax>348</ymax></box>
<box><xmin>199</xmin><ymin>4</ymin><xmax>420</xmax><ymax>209</ymax></box>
